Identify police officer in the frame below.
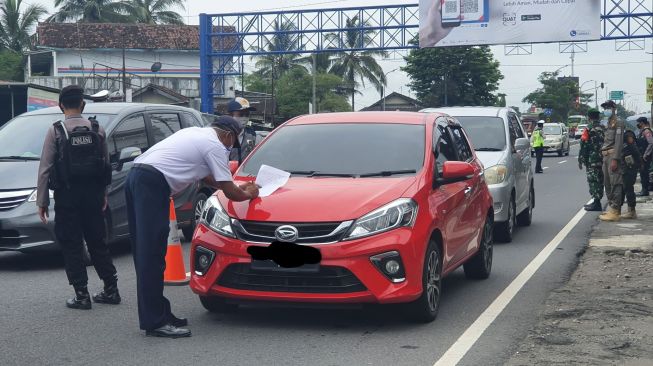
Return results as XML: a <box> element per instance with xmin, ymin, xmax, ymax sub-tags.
<box><xmin>599</xmin><ymin>100</ymin><xmax>625</xmax><ymax>222</ymax></box>
<box><xmin>226</xmin><ymin>97</ymin><xmax>258</xmax><ymax>163</ymax></box>
<box><xmin>531</xmin><ymin>120</ymin><xmax>545</xmax><ymax>173</ymax></box>
<box><xmin>635</xmin><ymin>116</ymin><xmax>653</xmax><ymax>196</ymax></box>
<box><xmin>37</xmin><ymin>85</ymin><xmax>119</xmax><ymax>309</ymax></box>
<box><xmin>578</xmin><ymin>108</ymin><xmax>605</xmax><ymax>211</ymax></box>
<box><xmin>621</xmin><ymin>130</ymin><xmax>642</xmax><ymax>219</ymax></box>
<box><xmin>125</xmin><ymin>115</ymin><xmax>259</xmax><ymax>338</ymax></box>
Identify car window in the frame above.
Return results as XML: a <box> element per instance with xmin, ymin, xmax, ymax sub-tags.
<box><xmin>108</xmin><ymin>114</ymin><xmax>148</xmax><ymax>164</ymax></box>
<box><xmin>182</xmin><ymin>112</ymin><xmax>203</xmax><ymax>127</ymax></box>
<box><xmin>454</xmin><ymin>116</ymin><xmax>506</xmax><ymax>151</ymax></box>
<box><xmin>150</xmin><ymin>113</ymin><xmax>182</xmax><ymax>144</ymax></box>
<box><xmin>509</xmin><ymin>114</ymin><xmax>525</xmax><ymax>139</ymax></box>
<box><xmin>450</xmin><ymin>126</ymin><xmax>473</xmax><ymax>161</ymax></box>
<box><xmin>543</xmin><ymin>125</ymin><xmax>562</xmax><ymax>135</ymax></box>
<box><xmin>435</xmin><ymin>124</ymin><xmax>457</xmax><ymax>175</ymax></box>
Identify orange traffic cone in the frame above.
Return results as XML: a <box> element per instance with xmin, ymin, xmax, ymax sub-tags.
<box><xmin>164</xmin><ymin>198</ymin><xmax>190</xmax><ymax>286</ymax></box>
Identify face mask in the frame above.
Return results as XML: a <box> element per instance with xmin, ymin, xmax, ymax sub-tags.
<box><xmin>236</xmin><ymin>116</ymin><xmax>249</xmax><ymax>128</ymax></box>
<box><xmin>603</xmin><ymin>110</ymin><xmax>613</xmax><ymax>118</ymax></box>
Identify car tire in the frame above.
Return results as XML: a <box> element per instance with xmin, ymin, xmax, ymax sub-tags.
<box><xmin>404</xmin><ymin>240</ymin><xmax>442</xmax><ymax>323</ymax></box>
<box><xmin>183</xmin><ymin>192</ymin><xmax>208</xmax><ymax>242</ymax></box>
<box><xmin>517</xmin><ymin>184</ymin><xmax>534</xmax><ymax>227</ymax></box>
<box><xmin>199</xmin><ymin>295</ymin><xmax>238</xmax><ymax>313</ymax></box>
<box><xmin>494</xmin><ymin>195</ymin><xmax>515</xmax><ymax>243</ymax></box>
<box><xmin>463</xmin><ymin>213</ymin><xmax>493</xmax><ymax>280</ymax></box>
<box><xmin>557</xmin><ymin>149</ymin><xmax>563</xmax><ymax>157</ymax></box>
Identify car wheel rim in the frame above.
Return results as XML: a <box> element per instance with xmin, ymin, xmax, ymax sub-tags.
<box><xmin>426</xmin><ymin>251</ymin><xmax>441</xmax><ymax>312</ymax></box>
<box><xmin>484</xmin><ymin>218</ymin><xmax>493</xmax><ymax>269</ymax></box>
<box><xmin>508</xmin><ymin>200</ymin><xmax>515</xmax><ymax>234</ymax></box>
<box><xmin>194</xmin><ymin>199</ymin><xmax>206</xmax><ymax>222</ymax></box>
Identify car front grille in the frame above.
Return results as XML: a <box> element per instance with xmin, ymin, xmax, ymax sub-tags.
<box><xmin>0</xmin><ymin>190</ymin><xmax>32</xmax><ymax>212</ymax></box>
<box><xmin>232</xmin><ymin>220</ymin><xmax>351</xmax><ymax>244</ymax></box>
<box><xmin>217</xmin><ymin>263</ymin><xmax>367</xmax><ymax>294</ymax></box>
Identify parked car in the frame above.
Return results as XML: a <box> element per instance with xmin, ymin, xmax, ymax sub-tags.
<box><xmin>421</xmin><ymin>107</ymin><xmax>534</xmax><ymax>242</ymax></box>
<box><xmin>542</xmin><ymin>123</ymin><xmax>570</xmax><ymax>156</ymax></box>
<box><xmin>190</xmin><ymin>111</ymin><xmax>494</xmax><ymax>323</ymax></box>
<box><xmin>0</xmin><ymin>103</ymin><xmax>210</xmax><ymax>255</ymax></box>
<box><xmin>574</xmin><ymin>124</ymin><xmax>588</xmax><ymax>139</ymax></box>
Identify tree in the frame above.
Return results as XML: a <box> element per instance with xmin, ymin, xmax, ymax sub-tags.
<box><xmin>497</xmin><ymin>93</ymin><xmax>507</xmax><ymax>107</ymax></box>
<box><xmin>120</xmin><ymin>0</ymin><xmax>185</xmax><ymax>25</ymax></box>
<box><xmin>403</xmin><ymin>45</ymin><xmax>503</xmax><ymax>108</ymax></box>
<box><xmin>49</xmin><ymin>0</ymin><xmax>131</xmax><ymax>23</ymax></box>
<box><xmin>0</xmin><ymin>49</ymin><xmax>23</xmax><ymax>80</ymax></box>
<box><xmin>0</xmin><ymin>0</ymin><xmax>47</xmax><ymax>52</ymax></box>
<box><xmin>253</xmin><ymin>20</ymin><xmax>306</xmax><ymax>80</ymax></box>
<box><xmin>523</xmin><ymin>72</ymin><xmax>593</xmax><ymax>122</ymax></box>
<box><xmin>328</xmin><ymin>15</ymin><xmax>388</xmax><ymax>110</ymax></box>
<box><xmin>509</xmin><ymin>106</ymin><xmax>522</xmax><ymax>117</ymax></box>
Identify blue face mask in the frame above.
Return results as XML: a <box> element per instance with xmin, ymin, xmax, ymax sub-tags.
<box><xmin>603</xmin><ymin>110</ymin><xmax>613</xmax><ymax>118</ymax></box>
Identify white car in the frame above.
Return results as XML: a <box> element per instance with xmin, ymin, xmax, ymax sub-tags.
<box><xmin>575</xmin><ymin>124</ymin><xmax>588</xmax><ymax>139</ymax></box>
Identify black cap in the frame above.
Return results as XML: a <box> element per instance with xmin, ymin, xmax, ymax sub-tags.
<box><xmin>59</xmin><ymin>84</ymin><xmax>84</xmax><ymax>103</ymax></box>
<box><xmin>601</xmin><ymin>100</ymin><xmax>617</xmax><ymax>109</ymax></box>
<box><xmin>637</xmin><ymin>116</ymin><xmax>649</xmax><ymax>124</ymax></box>
<box><xmin>211</xmin><ymin>115</ymin><xmax>242</xmax><ymax>148</ymax></box>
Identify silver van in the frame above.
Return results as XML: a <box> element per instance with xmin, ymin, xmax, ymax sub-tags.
<box><xmin>421</xmin><ymin>107</ymin><xmax>534</xmax><ymax>242</ymax></box>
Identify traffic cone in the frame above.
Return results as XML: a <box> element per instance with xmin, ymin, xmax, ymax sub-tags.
<box><xmin>164</xmin><ymin>198</ymin><xmax>190</xmax><ymax>286</ymax></box>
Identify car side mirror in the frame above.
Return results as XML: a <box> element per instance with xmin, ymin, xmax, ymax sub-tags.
<box><xmin>435</xmin><ymin>161</ymin><xmax>475</xmax><ymax>186</ymax></box>
<box><xmin>229</xmin><ymin>161</ymin><xmax>238</xmax><ymax>175</ymax></box>
<box><xmin>119</xmin><ymin>147</ymin><xmax>142</xmax><ymax>164</ymax></box>
<box><xmin>514</xmin><ymin>137</ymin><xmax>530</xmax><ymax>151</ymax></box>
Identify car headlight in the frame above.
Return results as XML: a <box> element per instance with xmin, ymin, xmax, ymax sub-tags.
<box><xmin>28</xmin><ymin>189</ymin><xmax>54</xmax><ymax>202</ymax></box>
<box><xmin>484</xmin><ymin>165</ymin><xmax>508</xmax><ymax>185</ymax></box>
<box><xmin>344</xmin><ymin>198</ymin><xmax>418</xmax><ymax>240</ymax></box>
<box><xmin>200</xmin><ymin>196</ymin><xmax>235</xmax><ymax>238</ymax></box>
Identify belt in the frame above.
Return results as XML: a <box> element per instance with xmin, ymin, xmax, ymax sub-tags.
<box><xmin>601</xmin><ymin>148</ymin><xmax>615</xmax><ymax>157</ymax></box>
<box><xmin>132</xmin><ymin>163</ymin><xmax>163</xmax><ymax>177</ymax></box>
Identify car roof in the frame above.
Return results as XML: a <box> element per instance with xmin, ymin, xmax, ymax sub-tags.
<box><xmin>22</xmin><ymin>102</ymin><xmax>198</xmax><ymax>116</ymax></box>
<box><xmin>419</xmin><ymin>106</ymin><xmax>512</xmax><ymax>118</ymax></box>
<box><xmin>286</xmin><ymin>111</ymin><xmax>446</xmax><ymax>126</ymax></box>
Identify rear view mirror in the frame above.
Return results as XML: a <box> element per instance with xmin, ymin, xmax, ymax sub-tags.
<box><xmin>436</xmin><ymin>161</ymin><xmax>475</xmax><ymax>186</ymax></box>
<box><xmin>119</xmin><ymin>147</ymin><xmax>142</xmax><ymax>164</ymax></box>
<box><xmin>514</xmin><ymin>138</ymin><xmax>530</xmax><ymax>150</ymax></box>
<box><xmin>229</xmin><ymin>161</ymin><xmax>238</xmax><ymax>175</ymax></box>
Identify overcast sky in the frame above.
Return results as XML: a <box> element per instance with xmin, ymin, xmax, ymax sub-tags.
<box><xmin>39</xmin><ymin>0</ymin><xmax>653</xmax><ymax>114</ymax></box>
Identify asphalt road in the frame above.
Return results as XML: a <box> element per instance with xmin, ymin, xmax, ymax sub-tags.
<box><xmin>0</xmin><ymin>143</ymin><xmax>598</xmax><ymax>366</ymax></box>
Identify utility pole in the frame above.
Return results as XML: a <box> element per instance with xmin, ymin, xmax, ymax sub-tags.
<box><xmin>122</xmin><ymin>32</ymin><xmax>127</xmax><ymax>102</ymax></box>
<box><xmin>312</xmin><ymin>53</ymin><xmax>317</xmax><ymax>114</ymax></box>
<box><xmin>570</xmin><ymin>49</ymin><xmax>575</xmax><ymax>77</ymax></box>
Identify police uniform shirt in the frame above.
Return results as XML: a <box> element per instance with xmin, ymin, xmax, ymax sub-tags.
<box><xmin>37</xmin><ymin>114</ymin><xmax>110</xmax><ymax>208</ymax></box>
<box><xmin>135</xmin><ymin>127</ymin><xmax>233</xmax><ymax>195</ymax></box>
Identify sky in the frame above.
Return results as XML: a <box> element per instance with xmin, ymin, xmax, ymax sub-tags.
<box><xmin>36</xmin><ymin>0</ymin><xmax>653</xmax><ymax>114</ymax></box>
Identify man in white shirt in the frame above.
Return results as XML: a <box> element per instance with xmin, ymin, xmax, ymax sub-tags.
<box><xmin>125</xmin><ymin>116</ymin><xmax>259</xmax><ymax>338</ymax></box>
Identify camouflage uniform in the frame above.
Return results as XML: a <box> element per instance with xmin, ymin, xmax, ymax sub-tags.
<box><xmin>601</xmin><ymin>115</ymin><xmax>625</xmax><ymax>210</ymax></box>
<box><xmin>579</xmin><ymin>123</ymin><xmax>605</xmax><ymax>201</ymax></box>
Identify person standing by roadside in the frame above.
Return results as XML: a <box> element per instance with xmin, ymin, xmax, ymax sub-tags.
<box><xmin>621</xmin><ymin>130</ymin><xmax>642</xmax><ymax>219</ymax></box>
<box><xmin>37</xmin><ymin>85</ymin><xmax>119</xmax><ymax>309</ymax></box>
<box><xmin>635</xmin><ymin>117</ymin><xmax>653</xmax><ymax>196</ymax></box>
<box><xmin>579</xmin><ymin>109</ymin><xmax>605</xmax><ymax>211</ymax></box>
<box><xmin>125</xmin><ymin>115</ymin><xmax>259</xmax><ymax>338</ymax></box>
<box><xmin>226</xmin><ymin>97</ymin><xmax>258</xmax><ymax>164</ymax></box>
<box><xmin>599</xmin><ymin>100</ymin><xmax>625</xmax><ymax>222</ymax></box>
<box><xmin>531</xmin><ymin>120</ymin><xmax>545</xmax><ymax>173</ymax></box>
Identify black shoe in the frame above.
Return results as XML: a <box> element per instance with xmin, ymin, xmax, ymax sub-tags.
<box><xmin>169</xmin><ymin>314</ymin><xmax>188</xmax><ymax>327</ymax></box>
<box><xmin>146</xmin><ymin>324</ymin><xmax>191</xmax><ymax>338</ymax></box>
<box><xmin>93</xmin><ymin>283</ymin><xmax>121</xmax><ymax>305</ymax></box>
<box><xmin>636</xmin><ymin>191</ymin><xmax>649</xmax><ymax>197</ymax></box>
<box><xmin>66</xmin><ymin>288</ymin><xmax>92</xmax><ymax>310</ymax></box>
<box><xmin>584</xmin><ymin>199</ymin><xmax>603</xmax><ymax>212</ymax></box>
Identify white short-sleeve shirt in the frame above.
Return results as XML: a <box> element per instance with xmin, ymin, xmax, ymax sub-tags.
<box><xmin>135</xmin><ymin>127</ymin><xmax>232</xmax><ymax>195</ymax></box>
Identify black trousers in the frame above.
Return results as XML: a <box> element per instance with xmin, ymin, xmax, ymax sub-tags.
<box><xmin>54</xmin><ymin>185</ymin><xmax>117</xmax><ymax>289</ymax></box>
<box><xmin>534</xmin><ymin>147</ymin><xmax>544</xmax><ymax>172</ymax></box>
<box><xmin>640</xmin><ymin>158</ymin><xmax>651</xmax><ymax>192</ymax></box>
<box><xmin>125</xmin><ymin>166</ymin><xmax>173</xmax><ymax>331</ymax></box>
<box><xmin>623</xmin><ymin>171</ymin><xmax>637</xmax><ymax>208</ymax></box>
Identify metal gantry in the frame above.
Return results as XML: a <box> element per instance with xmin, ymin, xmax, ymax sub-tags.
<box><xmin>200</xmin><ymin>1</ymin><xmax>653</xmax><ymax>113</ymax></box>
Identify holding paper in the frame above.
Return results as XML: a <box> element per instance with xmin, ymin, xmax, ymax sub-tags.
<box><xmin>255</xmin><ymin>165</ymin><xmax>291</xmax><ymax>197</ymax></box>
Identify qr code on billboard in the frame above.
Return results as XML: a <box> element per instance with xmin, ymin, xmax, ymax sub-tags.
<box><xmin>445</xmin><ymin>1</ymin><xmax>457</xmax><ymax>12</ymax></box>
<box><xmin>461</xmin><ymin>0</ymin><xmax>479</xmax><ymax>13</ymax></box>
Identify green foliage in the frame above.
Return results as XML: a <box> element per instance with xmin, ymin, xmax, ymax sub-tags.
<box><xmin>253</xmin><ymin>20</ymin><xmax>306</xmax><ymax>80</ymax></box>
<box><xmin>403</xmin><ymin>46</ymin><xmax>503</xmax><ymax>108</ymax></box>
<box><xmin>49</xmin><ymin>0</ymin><xmax>185</xmax><ymax>24</ymax></box>
<box><xmin>522</xmin><ymin>72</ymin><xmax>593</xmax><ymax>122</ymax></box>
<box><xmin>119</xmin><ymin>0</ymin><xmax>185</xmax><ymax>25</ymax></box>
<box><xmin>0</xmin><ymin>0</ymin><xmax>47</xmax><ymax>52</ymax></box>
<box><xmin>0</xmin><ymin>49</ymin><xmax>23</xmax><ymax>80</ymax></box>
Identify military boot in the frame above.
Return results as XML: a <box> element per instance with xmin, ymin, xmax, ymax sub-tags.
<box><xmin>584</xmin><ymin>199</ymin><xmax>602</xmax><ymax>211</ymax></box>
<box><xmin>599</xmin><ymin>207</ymin><xmax>621</xmax><ymax>222</ymax></box>
<box><xmin>66</xmin><ymin>287</ymin><xmax>92</xmax><ymax>310</ymax></box>
<box><xmin>621</xmin><ymin>207</ymin><xmax>637</xmax><ymax>219</ymax></box>
<box><xmin>93</xmin><ymin>281</ymin><xmax>121</xmax><ymax>305</ymax></box>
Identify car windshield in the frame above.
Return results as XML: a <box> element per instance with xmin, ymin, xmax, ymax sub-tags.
<box><xmin>454</xmin><ymin>117</ymin><xmax>506</xmax><ymax>151</ymax></box>
<box><xmin>240</xmin><ymin>123</ymin><xmax>425</xmax><ymax>177</ymax></box>
<box><xmin>544</xmin><ymin>125</ymin><xmax>562</xmax><ymax>135</ymax></box>
<box><xmin>0</xmin><ymin>114</ymin><xmax>115</xmax><ymax>159</ymax></box>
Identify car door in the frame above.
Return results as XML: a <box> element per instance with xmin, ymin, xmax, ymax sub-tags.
<box><xmin>508</xmin><ymin>113</ymin><xmax>528</xmax><ymax>210</ymax></box>
<box><xmin>107</xmin><ymin>113</ymin><xmax>149</xmax><ymax>237</ymax></box>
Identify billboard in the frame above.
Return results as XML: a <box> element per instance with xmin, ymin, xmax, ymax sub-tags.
<box><xmin>419</xmin><ymin>0</ymin><xmax>601</xmax><ymax>47</ymax></box>
<box><xmin>27</xmin><ymin>87</ymin><xmax>59</xmax><ymax>112</ymax></box>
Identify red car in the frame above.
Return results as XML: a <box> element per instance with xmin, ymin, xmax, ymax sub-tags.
<box><xmin>190</xmin><ymin>112</ymin><xmax>494</xmax><ymax>322</ymax></box>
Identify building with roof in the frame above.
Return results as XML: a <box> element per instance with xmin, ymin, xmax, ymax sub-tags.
<box><xmin>361</xmin><ymin>92</ymin><xmax>422</xmax><ymax>112</ymax></box>
<box><xmin>25</xmin><ymin>22</ymin><xmax>238</xmax><ymax>105</ymax></box>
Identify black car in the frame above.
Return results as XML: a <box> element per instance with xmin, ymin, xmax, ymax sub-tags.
<box><xmin>0</xmin><ymin>103</ymin><xmax>214</xmax><ymax>254</ymax></box>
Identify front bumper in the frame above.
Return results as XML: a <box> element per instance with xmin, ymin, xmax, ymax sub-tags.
<box><xmin>0</xmin><ymin>201</ymin><xmax>58</xmax><ymax>252</ymax></box>
<box><xmin>488</xmin><ymin>181</ymin><xmax>513</xmax><ymax>223</ymax></box>
<box><xmin>543</xmin><ymin>142</ymin><xmax>563</xmax><ymax>151</ymax></box>
<box><xmin>190</xmin><ymin>224</ymin><xmax>425</xmax><ymax>305</ymax></box>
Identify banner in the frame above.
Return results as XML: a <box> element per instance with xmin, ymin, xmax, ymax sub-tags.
<box><xmin>647</xmin><ymin>78</ymin><xmax>653</xmax><ymax>103</ymax></box>
<box><xmin>419</xmin><ymin>0</ymin><xmax>601</xmax><ymax>48</ymax></box>
<box><xmin>27</xmin><ymin>87</ymin><xmax>59</xmax><ymax>112</ymax></box>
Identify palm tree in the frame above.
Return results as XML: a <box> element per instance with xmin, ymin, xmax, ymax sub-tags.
<box><xmin>327</xmin><ymin>15</ymin><xmax>388</xmax><ymax>110</ymax></box>
<box><xmin>0</xmin><ymin>0</ymin><xmax>47</xmax><ymax>52</ymax></box>
<box><xmin>253</xmin><ymin>20</ymin><xmax>306</xmax><ymax>79</ymax></box>
<box><xmin>120</xmin><ymin>0</ymin><xmax>185</xmax><ymax>25</ymax></box>
<box><xmin>49</xmin><ymin>0</ymin><xmax>131</xmax><ymax>23</ymax></box>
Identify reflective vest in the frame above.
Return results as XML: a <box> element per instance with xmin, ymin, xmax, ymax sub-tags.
<box><xmin>531</xmin><ymin>129</ymin><xmax>544</xmax><ymax>148</ymax></box>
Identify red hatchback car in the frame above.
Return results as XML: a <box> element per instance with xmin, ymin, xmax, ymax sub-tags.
<box><xmin>190</xmin><ymin>112</ymin><xmax>494</xmax><ymax>322</ymax></box>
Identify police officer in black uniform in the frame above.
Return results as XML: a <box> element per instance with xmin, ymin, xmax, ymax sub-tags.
<box><xmin>635</xmin><ymin>116</ymin><xmax>653</xmax><ymax>196</ymax></box>
<box><xmin>37</xmin><ymin>85</ymin><xmax>119</xmax><ymax>309</ymax></box>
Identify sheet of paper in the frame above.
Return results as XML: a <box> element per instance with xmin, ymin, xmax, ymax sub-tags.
<box><xmin>255</xmin><ymin>164</ymin><xmax>291</xmax><ymax>197</ymax></box>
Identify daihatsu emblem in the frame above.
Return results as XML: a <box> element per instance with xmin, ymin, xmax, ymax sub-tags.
<box><xmin>275</xmin><ymin>225</ymin><xmax>299</xmax><ymax>242</ymax></box>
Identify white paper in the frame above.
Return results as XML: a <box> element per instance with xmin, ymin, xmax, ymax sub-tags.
<box><xmin>255</xmin><ymin>164</ymin><xmax>291</xmax><ymax>197</ymax></box>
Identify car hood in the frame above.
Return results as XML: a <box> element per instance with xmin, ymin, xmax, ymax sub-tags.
<box><xmin>475</xmin><ymin>151</ymin><xmax>506</xmax><ymax>170</ymax></box>
<box><xmin>0</xmin><ymin>161</ymin><xmax>39</xmax><ymax>190</ymax></box>
<box><xmin>219</xmin><ymin>176</ymin><xmax>418</xmax><ymax>222</ymax></box>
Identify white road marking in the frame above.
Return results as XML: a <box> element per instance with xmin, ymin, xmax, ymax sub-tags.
<box><xmin>559</xmin><ymin>160</ymin><xmax>567</xmax><ymax>164</ymax></box>
<box><xmin>433</xmin><ymin>206</ymin><xmax>588</xmax><ymax>366</ymax></box>
<box><xmin>543</xmin><ymin>167</ymin><xmax>549</xmax><ymax>170</ymax></box>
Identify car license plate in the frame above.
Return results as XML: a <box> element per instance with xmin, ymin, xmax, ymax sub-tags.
<box><xmin>250</xmin><ymin>259</ymin><xmax>320</xmax><ymax>273</ymax></box>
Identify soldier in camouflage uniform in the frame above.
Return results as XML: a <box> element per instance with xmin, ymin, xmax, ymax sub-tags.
<box><xmin>578</xmin><ymin>108</ymin><xmax>605</xmax><ymax>211</ymax></box>
<box><xmin>599</xmin><ymin>100</ymin><xmax>625</xmax><ymax>222</ymax></box>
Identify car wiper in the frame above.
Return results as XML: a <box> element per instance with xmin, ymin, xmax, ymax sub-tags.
<box><xmin>359</xmin><ymin>169</ymin><xmax>417</xmax><ymax>178</ymax></box>
<box><xmin>288</xmin><ymin>170</ymin><xmax>357</xmax><ymax>178</ymax></box>
<box><xmin>474</xmin><ymin>148</ymin><xmax>503</xmax><ymax>152</ymax></box>
<box><xmin>288</xmin><ymin>170</ymin><xmax>317</xmax><ymax>176</ymax></box>
<box><xmin>0</xmin><ymin>155</ymin><xmax>40</xmax><ymax>161</ymax></box>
